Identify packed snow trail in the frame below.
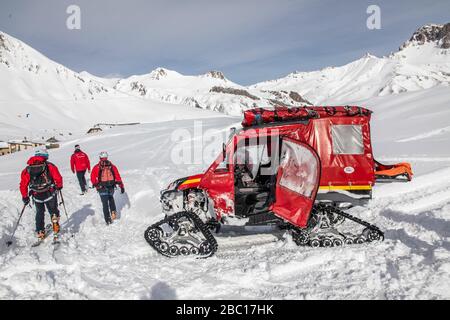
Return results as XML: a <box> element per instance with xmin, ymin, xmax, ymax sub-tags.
<box><xmin>0</xmin><ymin>116</ymin><xmax>450</xmax><ymax>299</ymax></box>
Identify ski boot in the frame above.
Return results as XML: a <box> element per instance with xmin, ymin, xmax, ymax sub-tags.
<box><xmin>51</xmin><ymin>214</ymin><xmax>60</xmax><ymax>242</ymax></box>
<box><xmin>37</xmin><ymin>230</ymin><xmax>45</xmax><ymax>241</ymax></box>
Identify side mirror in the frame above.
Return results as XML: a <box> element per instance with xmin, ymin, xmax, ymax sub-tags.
<box><xmin>229</xmin><ymin>127</ymin><xmax>236</xmax><ymax>139</ymax></box>
<box><xmin>222</xmin><ymin>143</ymin><xmax>227</xmax><ymax>159</ymax></box>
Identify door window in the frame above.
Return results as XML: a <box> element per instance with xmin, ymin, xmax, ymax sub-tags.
<box><xmin>279</xmin><ymin>139</ymin><xmax>318</xmax><ymax>198</ymax></box>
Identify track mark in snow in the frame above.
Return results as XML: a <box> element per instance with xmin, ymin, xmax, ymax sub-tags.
<box><xmin>397</xmin><ymin>126</ymin><xmax>450</xmax><ymax>142</ymax></box>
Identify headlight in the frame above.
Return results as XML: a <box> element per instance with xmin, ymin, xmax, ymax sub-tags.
<box><xmin>160</xmin><ymin>190</ymin><xmax>184</xmax><ymax>214</ymax></box>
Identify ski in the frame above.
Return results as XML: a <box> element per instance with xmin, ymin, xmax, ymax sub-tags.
<box><xmin>31</xmin><ymin>224</ymin><xmax>53</xmax><ymax>247</ymax></box>
<box><xmin>31</xmin><ymin>224</ymin><xmax>68</xmax><ymax>247</ymax></box>
<box><xmin>52</xmin><ymin>237</ymin><xmax>61</xmax><ymax>246</ymax></box>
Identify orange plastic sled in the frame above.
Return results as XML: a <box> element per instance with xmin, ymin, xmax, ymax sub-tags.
<box><xmin>375</xmin><ymin>160</ymin><xmax>413</xmax><ymax>182</ymax></box>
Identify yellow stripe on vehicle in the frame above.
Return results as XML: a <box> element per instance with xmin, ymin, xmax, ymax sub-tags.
<box><xmin>181</xmin><ymin>178</ymin><xmax>201</xmax><ymax>185</ymax></box>
<box><xmin>319</xmin><ymin>185</ymin><xmax>372</xmax><ymax>191</ymax></box>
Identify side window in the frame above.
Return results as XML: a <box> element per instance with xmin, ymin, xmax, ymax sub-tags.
<box><xmin>279</xmin><ymin>140</ymin><xmax>319</xmax><ymax>198</ymax></box>
<box><xmin>234</xmin><ymin>141</ymin><xmax>269</xmax><ymax>178</ymax></box>
<box><xmin>331</xmin><ymin>125</ymin><xmax>364</xmax><ymax>155</ymax></box>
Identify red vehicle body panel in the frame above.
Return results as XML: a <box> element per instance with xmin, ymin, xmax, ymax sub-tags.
<box><xmin>175</xmin><ymin>106</ymin><xmax>390</xmax><ymax>228</ymax></box>
<box><xmin>298</xmin><ymin>117</ymin><xmax>375</xmax><ymax>188</ymax></box>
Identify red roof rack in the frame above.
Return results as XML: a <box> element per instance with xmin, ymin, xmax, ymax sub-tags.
<box><xmin>242</xmin><ymin>106</ymin><xmax>372</xmax><ymax>127</ymax></box>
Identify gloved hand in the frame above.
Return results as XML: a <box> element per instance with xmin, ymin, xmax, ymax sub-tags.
<box><xmin>22</xmin><ymin>197</ymin><xmax>30</xmax><ymax>205</ymax></box>
<box><xmin>120</xmin><ymin>187</ymin><xmax>125</xmax><ymax>194</ymax></box>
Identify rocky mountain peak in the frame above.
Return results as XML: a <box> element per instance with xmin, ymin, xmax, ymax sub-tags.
<box><xmin>400</xmin><ymin>22</ymin><xmax>450</xmax><ymax>50</ymax></box>
<box><xmin>0</xmin><ymin>32</ymin><xmax>9</xmax><ymax>53</ymax></box>
<box><xmin>203</xmin><ymin>70</ymin><xmax>226</xmax><ymax>80</ymax></box>
<box><xmin>148</xmin><ymin>67</ymin><xmax>168</xmax><ymax>80</ymax></box>
<box><xmin>362</xmin><ymin>52</ymin><xmax>377</xmax><ymax>59</ymax></box>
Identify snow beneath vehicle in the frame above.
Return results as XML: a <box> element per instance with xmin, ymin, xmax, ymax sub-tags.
<box><xmin>1</xmin><ymin>85</ymin><xmax>450</xmax><ymax>299</ymax></box>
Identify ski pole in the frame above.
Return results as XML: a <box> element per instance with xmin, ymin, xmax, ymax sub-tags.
<box><xmin>58</xmin><ymin>190</ymin><xmax>70</xmax><ymax>222</ymax></box>
<box><xmin>6</xmin><ymin>203</ymin><xmax>27</xmax><ymax>247</ymax></box>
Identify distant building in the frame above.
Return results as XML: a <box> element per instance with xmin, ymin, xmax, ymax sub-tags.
<box><xmin>87</xmin><ymin>127</ymin><xmax>103</xmax><ymax>134</ymax></box>
<box><xmin>46</xmin><ymin>137</ymin><xmax>60</xmax><ymax>143</ymax></box>
<box><xmin>8</xmin><ymin>139</ymin><xmax>45</xmax><ymax>153</ymax></box>
<box><xmin>0</xmin><ymin>141</ymin><xmax>10</xmax><ymax>156</ymax></box>
<box><xmin>8</xmin><ymin>140</ymin><xmax>33</xmax><ymax>153</ymax></box>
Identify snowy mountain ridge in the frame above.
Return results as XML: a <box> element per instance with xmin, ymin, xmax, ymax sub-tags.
<box><xmin>111</xmin><ymin>66</ymin><xmax>311</xmax><ymax>115</ymax></box>
<box><xmin>0</xmin><ymin>32</ymin><xmax>222</xmax><ymax>141</ymax></box>
<box><xmin>253</xmin><ymin>23</ymin><xmax>450</xmax><ymax>104</ymax></box>
<box><xmin>0</xmin><ymin>22</ymin><xmax>449</xmax><ymax>137</ymax></box>
<box><xmin>0</xmin><ymin>31</ymin><xmax>124</xmax><ymax>102</ymax></box>
<box><xmin>0</xmin><ymin>29</ymin><xmax>311</xmax><ymax>118</ymax></box>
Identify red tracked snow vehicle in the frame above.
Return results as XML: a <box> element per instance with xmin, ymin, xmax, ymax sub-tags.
<box><xmin>145</xmin><ymin>106</ymin><xmax>413</xmax><ymax>258</ymax></box>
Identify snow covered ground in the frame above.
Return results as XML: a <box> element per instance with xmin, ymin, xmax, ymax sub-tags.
<box><xmin>1</xmin><ymin>85</ymin><xmax>450</xmax><ymax>299</ymax></box>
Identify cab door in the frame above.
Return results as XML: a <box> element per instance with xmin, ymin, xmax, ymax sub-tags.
<box><xmin>269</xmin><ymin>137</ymin><xmax>321</xmax><ymax>228</ymax></box>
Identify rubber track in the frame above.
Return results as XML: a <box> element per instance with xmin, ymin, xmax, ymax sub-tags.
<box><xmin>292</xmin><ymin>204</ymin><xmax>384</xmax><ymax>246</ymax></box>
<box><xmin>144</xmin><ymin>211</ymin><xmax>218</xmax><ymax>258</ymax></box>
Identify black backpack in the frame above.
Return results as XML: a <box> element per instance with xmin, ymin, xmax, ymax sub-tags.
<box><xmin>27</xmin><ymin>162</ymin><xmax>54</xmax><ymax>193</ymax></box>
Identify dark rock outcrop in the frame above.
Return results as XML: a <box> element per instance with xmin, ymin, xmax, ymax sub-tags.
<box><xmin>401</xmin><ymin>23</ymin><xmax>450</xmax><ymax>49</ymax></box>
<box><xmin>439</xmin><ymin>23</ymin><xmax>450</xmax><ymax>49</ymax></box>
<box><xmin>204</xmin><ymin>70</ymin><xmax>226</xmax><ymax>80</ymax></box>
<box><xmin>130</xmin><ymin>81</ymin><xmax>147</xmax><ymax>96</ymax></box>
<box><xmin>210</xmin><ymin>86</ymin><xmax>260</xmax><ymax>100</ymax></box>
<box><xmin>0</xmin><ymin>33</ymin><xmax>5</xmax><ymax>50</ymax></box>
<box><xmin>149</xmin><ymin>68</ymin><xmax>167</xmax><ymax>80</ymax></box>
<box><xmin>288</xmin><ymin>91</ymin><xmax>312</xmax><ymax>104</ymax></box>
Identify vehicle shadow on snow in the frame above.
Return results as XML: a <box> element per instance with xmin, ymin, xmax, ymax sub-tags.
<box><xmin>142</xmin><ymin>281</ymin><xmax>177</xmax><ymax>300</ymax></box>
<box><xmin>381</xmin><ymin>209</ymin><xmax>450</xmax><ymax>264</ymax></box>
<box><xmin>64</xmin><ymin>204</ymin><xmax>96</xmax><ymax>233</ymax></box>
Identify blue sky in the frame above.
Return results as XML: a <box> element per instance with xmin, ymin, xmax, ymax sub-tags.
<box><xmin>0</xmin><ymin>0</ymin><xmax>449</xmax><ymax>84</ymax></box>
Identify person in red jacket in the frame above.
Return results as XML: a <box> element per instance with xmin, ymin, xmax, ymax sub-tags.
<box><xmin>20</xmin><ymin>149</ymin><xmax>63</xmax><ymax>239</ymax></box>
<box><xmin>91</xmin><ymin>151</ymin><xmax>125</xmax><ymax>225</ymax></box>
<box><xmin>70</xmin><ymin>144</ymin><xmax>91</xmax><ymax>195</ymax></box>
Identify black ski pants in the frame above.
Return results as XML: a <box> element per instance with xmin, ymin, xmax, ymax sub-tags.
<box><xmin>76</xmin><ymin>170</ymin><xmax>87</xmax><ymax>192</ymax></box>
<box><xmin>34</xmin><ymin>194</ymin><xmax>59</xmax><ymax>233</ymax></box>
<box><xmin>99</xmin><ymin>188</ymin><xmax>116</xmax><ymax>223</ymax></box>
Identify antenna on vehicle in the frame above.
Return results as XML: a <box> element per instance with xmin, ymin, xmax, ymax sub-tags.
<box><xmin>229</xmin><ymin>127</ymin><xmax>236</xmax><ymax>139</ymax></box>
